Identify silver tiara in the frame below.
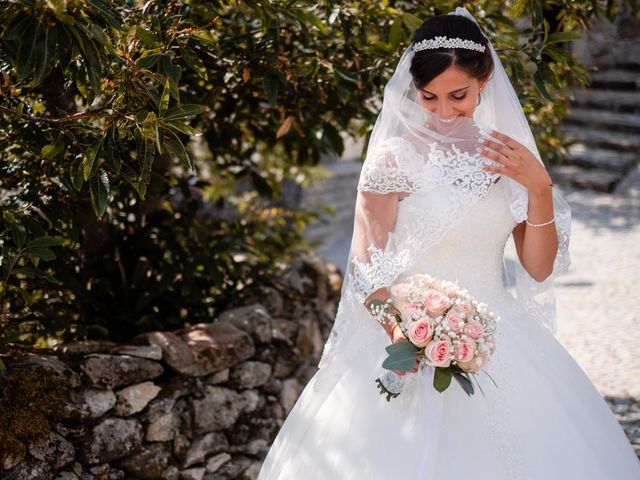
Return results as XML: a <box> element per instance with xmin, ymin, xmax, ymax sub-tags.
<box><xmin>412</xmin><ymin>35</ymin><xmax>486</xmax><ymax>53</ymax></box>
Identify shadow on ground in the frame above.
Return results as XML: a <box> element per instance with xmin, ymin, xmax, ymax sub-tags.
<box><xmin>604</xmin><ymin>394</ymin><xmax>640</xmax><ymax>459</ymax></box>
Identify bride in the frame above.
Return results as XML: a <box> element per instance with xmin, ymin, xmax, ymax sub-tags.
<box><xmin>257</xmin><ymin>7</ymin><xmax>640</xmax><ymax>479</ymax></box>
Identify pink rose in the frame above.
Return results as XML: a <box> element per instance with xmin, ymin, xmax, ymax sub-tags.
<box><xmin>423</xmin><ymin>289</ymin><xmax>449</xmax><ymax>316</ymax></box>
<box><xmin>445</xmin><ymin>311</ymin><xmax>464</xmax><ymax>333</ymax></box>
<box><xmin>455</xmin><ymin>301</ymin><xmax>473</xmax><ymax>315</ymax></box>
<box><xmin>397</xmin><ymin>301</ymin><xmax>422</xmax><ymax>322</ymax></box>
<box><xmin>454</xmin><ymin>338</ymin><xmax>477</xmax><ymax>363</ymax></box>
<box><xmin>464</xmin><ymin>321</ymin><xmax>485</xmax><ymax>340</ymax></box>
<box><xmin>390</xmin><ymin>282</ymin><xmax>412</xmax><ymax>300</ymax></box>
<box><xmin>408</xmin><ymin>319</ymin><xmax>434</xmax><ymax>347</ymax></box>
<box><xmin>460</xmin><ymin>349</ymin><xmax>492</xmax><ymax>372</ymax></box>
<box><xmin>458</xmin><ymin>356</ymin><xmax>483</xmax><ymax>373</ymax></box>
<box><xmin>425</xmin><ymin>339</ymin><xmax>452</xmax><ymax>367</ymax></box>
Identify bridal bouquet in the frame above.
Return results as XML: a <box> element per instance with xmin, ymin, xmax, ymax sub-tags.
<box><xmin>373</xmin><ymin>273</ymin><xmax>499</xmax><ymax>401</ymax></box>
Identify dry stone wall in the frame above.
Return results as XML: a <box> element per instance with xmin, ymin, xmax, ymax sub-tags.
<box><xmin>1</xmin><ymin>254</ymin><xmax>342</xmax><ymax>480</ymax></box>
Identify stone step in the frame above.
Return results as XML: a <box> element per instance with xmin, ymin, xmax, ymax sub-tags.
<box><xmin>571</xmin><ymin>89</ymin><xmax>640</xmax><ymax>114</ymax></box>
<box><xmin>561</xmin><ymin>125</ymin><xmax>640</xmax><ymax>152</ymax></box>
<box><xmin>587</xmin><ymin>69</ymin><xmax>640</xmax><ymax>91</ymax></box>
<box><xmin>549</xmin><ymin>164</ymin><xmax>623</xmax><ymax>193</ymax></box>
<box><xmin>587</xmin><ymin>40</ymin><xmax>640</xmax><ymax>70</ymax></box>
<box><xmin>564</xmin><ymin>144</ymin><xmax>639</xmax><ymax>172</ymax></box>
<box><xmin>564</xmin><ymin>107</ymin><xmax>640</xmax><ymax>132</ymax></box>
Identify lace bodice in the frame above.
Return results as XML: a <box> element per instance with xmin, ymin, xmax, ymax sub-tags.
<box><xmin>396</xmin><ymin>178</ymin><xmax>517</xmax><ymax>304</ymax></box>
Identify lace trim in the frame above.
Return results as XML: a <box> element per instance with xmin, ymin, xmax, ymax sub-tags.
<box><xmin>484</xmin><ymin>346</ymin><xmax>529</xmax><ymax>479</ymax></box>
<box><xmin>352</xmin><ymin>136</ymin><xmax>499</xmax><ymax>303</ymax></box>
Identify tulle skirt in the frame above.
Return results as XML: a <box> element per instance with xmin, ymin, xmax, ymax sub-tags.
<box><xmin>256</xmin><ymin>289</ymin><xmax>640</xmax><ymax>479</ymax></box>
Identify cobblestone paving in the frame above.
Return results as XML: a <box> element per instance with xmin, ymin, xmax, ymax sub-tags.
<box><xmin>553</xmin><ymin>184</ymin><xmax>640</xmax><ymax>457</ymax></box>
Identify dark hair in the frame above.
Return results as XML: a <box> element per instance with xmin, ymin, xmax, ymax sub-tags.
<box><xmin>410</xmin><ymin>14</ymin><xmax>494</xmax><ymax>89</ymax></box>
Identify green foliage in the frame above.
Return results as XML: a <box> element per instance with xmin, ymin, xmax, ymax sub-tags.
<box><xmin>0</xmin><ymin>0</ymin><xmax>637</xmax><ymax>348</ymax></box>
<box><xmin>381</xmin><ymin>339</ymin><xmax>420</xmax><ymax>371</ymax></box>
<box><xmin>0</xmin><ymin>366</ymin><xmax>72</xmax><ymax>462</ymax></box>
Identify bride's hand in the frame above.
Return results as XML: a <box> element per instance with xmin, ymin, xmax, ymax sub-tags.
<box><xmin>390</xmin><ymin>323</ymin><xmax>420</xmax><ymax>376</ymax></box>
<box><xmin>477</xmin><ymin>129</ymin><xmax>554</xmax><ymax>196</ymax></box>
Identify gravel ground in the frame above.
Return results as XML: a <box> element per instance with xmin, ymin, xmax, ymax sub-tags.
<box><xmin>553</xmin><ymin>181</ymin><xmax>640</xmax><ymax>457</ymax></box>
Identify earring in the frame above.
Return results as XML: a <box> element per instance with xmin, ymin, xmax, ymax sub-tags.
<box><xmin>477</xmin><ymin>89</ymin><xmax>483</xmax><ymax>106</ymax></box>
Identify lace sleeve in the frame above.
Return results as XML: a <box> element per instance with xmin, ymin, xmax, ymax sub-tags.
<box><xmin>349</xmin><ymin>141</ymin><xmax>415</xmax><ymax>304</ymax></box>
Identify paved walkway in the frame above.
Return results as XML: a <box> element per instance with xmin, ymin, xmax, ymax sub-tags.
<box><xmin>553</xmin><ymin>169</ymin><xmax>640</xmax><ymax>456</ymax></box>
<box><xmin>555</xmin><ymin>184</ymin><xmax>640</xmax><ymax>398</ymax></box>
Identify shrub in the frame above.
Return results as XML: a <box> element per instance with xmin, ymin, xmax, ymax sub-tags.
<box><xmin>0</xmin><ymin>0</ymin><xmax>633</xmax><ymax>350</ymax></box>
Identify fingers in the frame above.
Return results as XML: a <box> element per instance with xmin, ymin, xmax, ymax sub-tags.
<box><xmin>478</xmin><ymin>137</ymin><xmax>511</xmax><ymax>157</ymax></box>
<box><xmin>486</xmin><ymin>129</ymin><xmax>523</xmax><ymax>150</ymax></box>
<box><xmin>481</xmin><ymin>164</ymin><xmax>505</xmax><ymax>176</ymax></box>
<box><xmin>476</xmin><ymin>145</ymin><xmax>508</xmax><ymax>166</ymax></box>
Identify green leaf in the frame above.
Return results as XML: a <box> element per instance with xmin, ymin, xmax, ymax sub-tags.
<box><xmin>28</xmin><ymin>236</ymin><xmax>66</xmax><ymax>248</ymax></box>
<box><xmin>3</xmin><ymin>15</ymin><xmax>34</xmax><ymax>41</ymax></box>
<box><xmin>381</xmin><ymin>341</ymin><xmax>419</xmax><ymax>371</ymax></box>
<box><xmin>167</xmin><ymin>78</ymin><xmax>180</xmax><ymax>102</ymax></box>
<box><xmin>135</xmin><ymin>26</ymin><xmax>159</xmax><ymax>46</ymax></box>
<box><xmin>164</xmin><ymin>134</ymin><xmax>192</xmax><ymax>170</ymax></box>
<box><xmin>88</xmin><ymin>0</ymin><xmax>123</xmax><ymax>30</ymax></box>
<box><xmin>83</xmin><ymin>136</ymin><xmax>104</xmax><ymax>181</ymax></box>
<box><xmin>161</xmin><ymin>55</ymin><xmax>182</xmax><ymax>83</ymax></box>
<box><xmin>16</xmin><ymin>17</ymin><xmax>41</xmax><ymax>81</ymax></box>
<box><xmin>182</xmin><ymin>48</ymin><xmax>208</xmax><ymax>81</ymax></box>
<box><xmin>452</xmin><ymin>371</ymin><xmax>475</xmax><ymax>396</ymax></box>
<box><xmin>162</xmin><ymin>104</ymin><xmax>205</xmax><ymax>121</ymax></box>
<box><xmin>139</xmin><ymin>141</ymin><xmax>154</xmax><ymax>185</ymax></box>
<box><xmin>508</xmin><ymin>0</ymin><xmax>527</xmax><ymax>17</ymax></box>
<box><xmin>66</xmin><ymin>24</ymin><xmax>102</xmax><ymax>92</ymax></box>
<box><xmin>402</xmin><ymin>12</ymin><xmax>422</xmax><ymax>32</ymax></box>
<box><xmin>389</xmin><ymin>17</ymin><xmax>403</xmax><ymax>49</ymax></box>
<box><xmin>71</xmin><ymin>155</ymin><xmax>84</xmax><ymax>190</ymax></box>
<box><xmin>90</xmin><ymin>167</ymin><xmax>109</xmax><ymax>218</ymax></box>
<box><xmin>141</xmin><ymin>111</ymin><xmax>158</xmax><ymax>141</ymax></box>
<box><xmin>3</xmin><ymin>211</ymin><xmax>16</xmax><ymax>224</ymax></box>
<box><xmin>263</xmin><ymin>75</ymin><xmax>279</xmax><ymax>105</ymax></box>
<box><xmin>10</xmin><ymin>222</ymin><xmax>27</xmax><ymax>248</ymax></box>
<box><xmin>159</xmin><ymin>78</ymin><xmax>170</xmax><ymax>115</ymax></box>
<box><xmin>534</xmin><ymin>69</ymin><xmax>553</xmax><ymax>102</ymax></box>
<box><xmin>433</xmin><ymin>367</ymin><xmax>453</xmax><ymax>392</ymax></box>
<box><xmin>41</xmin><ymin>140</ymin><xmax>63</xmax><ymax>159</ymax></box>
<box><xmin>540</xmin><ymin>45</ymin><xmax>570</xmax><ymax>66</ymax></box>
<box><xmin>27</xmin><ymin>246</ymin><xmax>56</xmax><ymax>261</ymax></box>
<box><xmin>168</xmin><ymin>120</ymin><xmax>197</xmax><ymax>136</ymax></box>
<box><xmin>32</xmin><ymin>24</ymin><xmax>58</xmax><ymax>86</ymax></box>
<box><xmin>546</xmin><ymin>31</ymin><xmax>581</xmax><ymax>45</ymax></box>
<box><xmin>136</xmin><ymin>54</ymin><xmax>162</xmax><ymax>69</ymax></box>
<box><xmin>103</xmin><ymin>143</ymin><xmax>121</xmax><ymax>174</ymax></box>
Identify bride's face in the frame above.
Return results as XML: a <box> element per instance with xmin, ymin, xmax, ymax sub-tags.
<box><xmin>417</xmin><ymin>66</ymin><xmax>486</xmax><ymax>120</ymax></box>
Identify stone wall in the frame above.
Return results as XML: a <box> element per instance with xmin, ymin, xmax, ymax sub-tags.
<box><xmin>0</xmin><ymin>254</ymin><xmax>342</xmax><ymax>480</ymax></box>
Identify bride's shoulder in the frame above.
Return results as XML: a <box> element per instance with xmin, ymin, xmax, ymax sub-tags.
<box><xmin>375</xmin><ymin>135</ymin><xmax>424</xmax><ymax>164</ymax></box>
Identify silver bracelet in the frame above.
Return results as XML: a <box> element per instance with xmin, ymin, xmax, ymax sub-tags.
<box><xmin>526</xmin><ymin>217</ymin><xmax>555</xmax><ymax>227</ymax></box>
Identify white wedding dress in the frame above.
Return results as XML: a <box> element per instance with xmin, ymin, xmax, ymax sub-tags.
<box><xmin>257</xmin><ymin>177</ymin><xmax>640</xmax><ymax>479</ymax></box>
